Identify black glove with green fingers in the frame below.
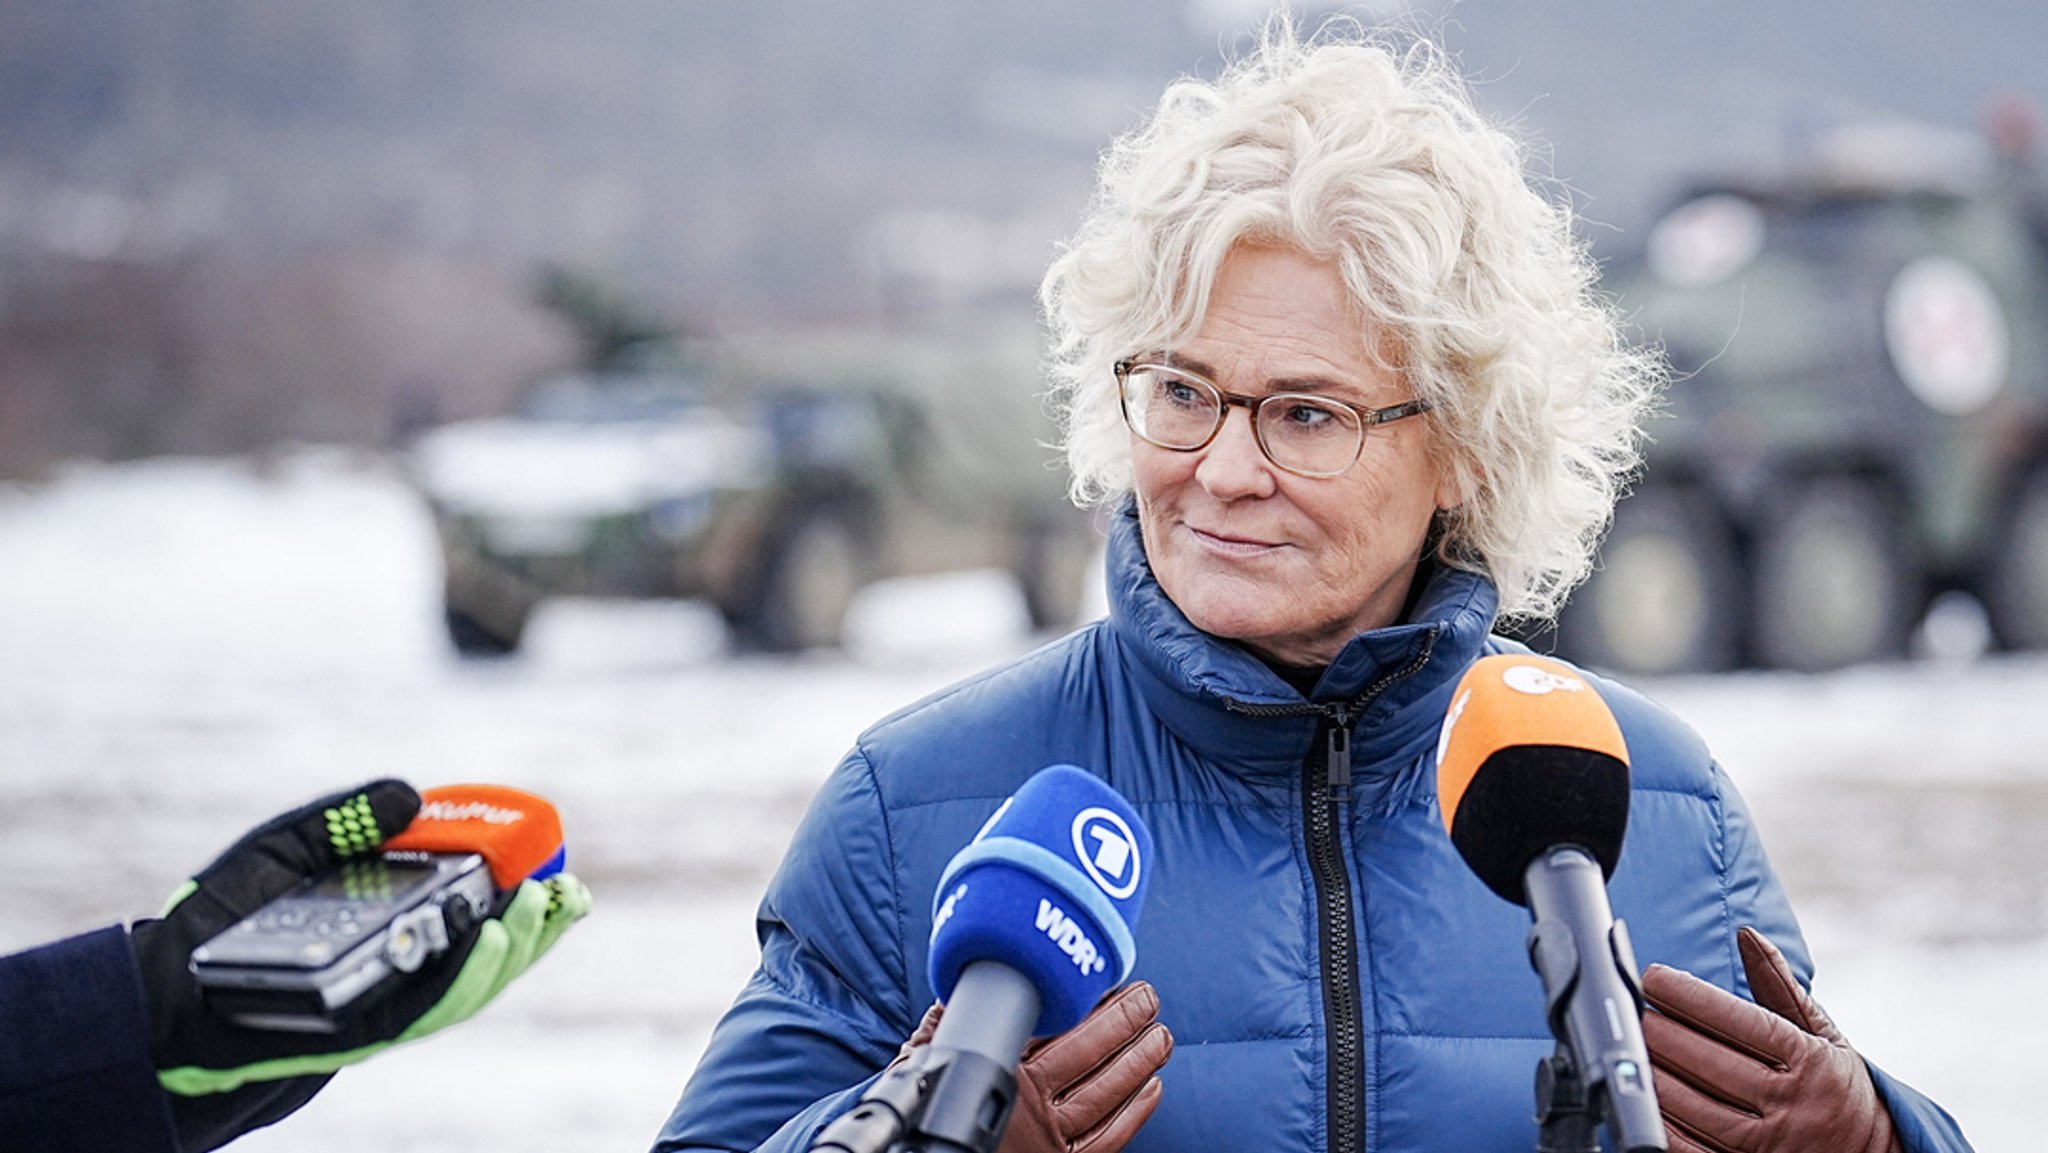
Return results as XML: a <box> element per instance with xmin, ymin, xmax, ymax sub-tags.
<box><xmin>128</xmin><ymin>779</ymin><xmax>591</xmax><ymax>1153</ymax></box>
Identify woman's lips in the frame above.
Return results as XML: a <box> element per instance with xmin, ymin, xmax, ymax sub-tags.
<box><xmin>1188</xmin><ymin>525</ymin><xmax>1284</xmax><ymax>557</ymax></box>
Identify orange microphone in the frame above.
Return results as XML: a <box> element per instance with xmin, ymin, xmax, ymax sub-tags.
<box><xmin>383</xmin><ymin>784</ymin><xmax>566</xmax><ymax>890</ymax></box>
<box><xmin>1435</xmin><ymin>654</ymin><xmax>1664</xmax><ymax>1152</ymax></box>
<box><xmin>1435</xmin><ymin>653</ymin><xmax>1632</xmax><ymax>906</ymax></box>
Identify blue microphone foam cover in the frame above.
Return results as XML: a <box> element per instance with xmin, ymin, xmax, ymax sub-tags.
<box><xmin>928</xmin><ymin>764</ymin><xmax>1152</xmax><ymax>1036</ymax></box>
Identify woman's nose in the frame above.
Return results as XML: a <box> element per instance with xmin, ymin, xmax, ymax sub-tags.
<box><xmin>1193</xmin><ymin>406</ymin><xmax>1278</xmax><ymax>499</ymax></box>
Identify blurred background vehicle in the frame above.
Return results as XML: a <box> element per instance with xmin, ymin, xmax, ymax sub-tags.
<box><xmin>410</xmin><ymin>303</ymin><xmax>1094</xmax><ymax>656</ymax></box>
<box><xmin>1544</xmin><ymin>114</ymin><xmax>2048</xmax><ymax>676</ymax></box>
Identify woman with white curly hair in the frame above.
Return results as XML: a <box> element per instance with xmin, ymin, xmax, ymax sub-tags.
<box><xmin>654</xmin><ymin>20</ymin><xmax>1971</xmax><ymax>1153</ymax></box>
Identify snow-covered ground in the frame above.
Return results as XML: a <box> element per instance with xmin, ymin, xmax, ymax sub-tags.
<box><xmin>1</xmin><ymin>450</ymin><xmax>2036</xmax><ymax>1150</ymax></box>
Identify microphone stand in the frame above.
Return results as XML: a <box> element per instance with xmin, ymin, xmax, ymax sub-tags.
<box><xmin>1533</xmin><ymin>1046</ymin><xmax>1600</xmax><ymax>1153</ymax></box>
<box><xmin>808</xmin><ymin>1045</ymin><xmax>1019</xmax><ymax>1153</ymax></box>
<box><xmin>1521</xmin><ymin>847</ymin><xmax>1666</xmax><ymax>1153</ymax></box>
<box><xmin>810</xmin><ymin>962</ymin><xmax>1036</xmax><ymax>1153</ymax></box>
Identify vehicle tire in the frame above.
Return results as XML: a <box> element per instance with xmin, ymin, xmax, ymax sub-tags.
<box><xmin>1750</xmin><ymin>477</ymin><xmax>1920</xmax><ymax>672</ymax></box>
<box><xmin>1987</xmin><ymin>467</ymin><xmax>2048</xmax><ymax>651</ymax></box>
<box><xmin>439</xmin><ymin>549</ymin><xmax>539</xmax><ymax>658</ymax></box>
<box><xmin>730</xmin><ymin>503</ymin><xmax>870</xmax><ymax>653</ymax></box>
<box><xmin>1552</xmin><ymin>484</ymin><xmax>1745</xmax><ymax>676</ymax></box>
<box><xmin>1015</xmin><ymin>515</ymin><xmax>1100</xmax><ymax>632</ymax></box>
<box><xmin>444</xmin><ymin>605</ymin><xmax>525</xmax><ymax>657</ymax></box>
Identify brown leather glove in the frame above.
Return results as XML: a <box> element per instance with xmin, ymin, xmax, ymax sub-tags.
<box><xmin>1641</xmin><ymin>927</ymin><xmax>1904</xmax><ymax>1153</ymax></box>
<box><xmin>897</xmin><ymin>980</ymin><xmax>1171</xmax><ymax>1153</ymax></box>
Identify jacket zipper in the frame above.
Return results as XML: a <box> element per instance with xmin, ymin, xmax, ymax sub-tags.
<box><xmin>1307</xmin><ymin>712</ymin><xmax>1364</xmax><ymax>1153</ymax></box>
<box><xmin>1226</xmin><ymin>632</ymin><xmax>1437</xmax><ymax>1153</ymax></box>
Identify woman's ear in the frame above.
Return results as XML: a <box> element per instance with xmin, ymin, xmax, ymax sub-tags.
<box><xmin>1433</xmin><ymin>457</ymin><xmax>1472</xmax><ymax>513</ymax></box>
<box><xmin>1415</xmin><ymin>406</ymin><xmax>1470</xmax><ymax>512</ymax></box>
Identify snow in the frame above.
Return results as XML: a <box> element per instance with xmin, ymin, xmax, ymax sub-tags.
<box><xmin>1</xmin><ymin>449</ymin><xmax>2036</xmax><ymax>1150</ymax></box>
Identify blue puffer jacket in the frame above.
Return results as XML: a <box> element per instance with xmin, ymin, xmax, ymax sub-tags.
<box><xmin>655</xmin><ymin>504</ymin><xmax>1972</xmax><ymax>1153</ymax></box>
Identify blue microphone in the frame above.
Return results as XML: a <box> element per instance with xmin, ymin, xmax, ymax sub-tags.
<box><xmin>928</xmin><ymin>763</ymin><xmax>1152</xmax><ymax>1042</ymax></box>
<box><xmin>812</xmin><ymin>765</ymin><xmax>1153</xmax><ymax>1153</ymax></box>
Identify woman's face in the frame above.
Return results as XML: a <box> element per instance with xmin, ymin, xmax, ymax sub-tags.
<box><xmin>1132</xmin><ymin>244</ymin><xmax>1457</xmax><ymax>668</ymax></box>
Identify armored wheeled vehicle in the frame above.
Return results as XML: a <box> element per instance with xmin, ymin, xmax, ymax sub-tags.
<box><xmin>1549</xmin><ymin>146</ymin><xmax>2048</xmax><ymax>675</ymax></box>
<box><xmin>409</xmin><ymin>324</ymin><xmax>1096</xmax><ymax>656</ymax></box>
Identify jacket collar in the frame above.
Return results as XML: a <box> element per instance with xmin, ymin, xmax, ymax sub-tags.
<box><xmin>1104</xmin><ymin>499</ymin><xmax>1500</xmax><ymax>785</ymax></box>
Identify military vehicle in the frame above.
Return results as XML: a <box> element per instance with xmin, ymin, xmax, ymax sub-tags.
<box><xmin>409</xmin><ymin>322</ymin><xmax>1097</xmax><ymax>656</ymax></box>
<box><xmin>1549</xmin><ymin>132</ymin><xmax>2048</xmax><ymax>675</ymax></box>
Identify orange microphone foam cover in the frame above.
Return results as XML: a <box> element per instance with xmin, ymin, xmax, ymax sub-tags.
<box><xmin>382</xmin><ymin>784</ymin><xmax>566</xmax><ymax>890</ymax></box>
<box><xmin>1435</xmin><ymin>655</ymin><xmax>1631</xmax><ymax>904</ymax></box>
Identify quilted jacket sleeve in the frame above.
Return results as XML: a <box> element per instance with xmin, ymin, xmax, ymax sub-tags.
<box><xmin>0</xmin><ymin>925</ymin><xmax>181</xmax><ymax>1152</ymax></box>
<box><xmin>652</xmin><ymin>750</ymin><xmax>919</xmax><ymax>1153</ymax></box>
<box><xmin>1714</xmin><ymin>764</ymin><xmax>1975</xmax><ymax>1153</ymax></box>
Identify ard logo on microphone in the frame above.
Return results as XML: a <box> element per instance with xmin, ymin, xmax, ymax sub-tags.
<box><xmin>1071</xmin><ymin>807</ymin><xmax>1142</xmax><ymax>899</ymax></box>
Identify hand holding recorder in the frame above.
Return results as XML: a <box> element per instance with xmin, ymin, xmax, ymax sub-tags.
<box><xmin>129</xmin><ymin>779</ymin><xmax>591</xmax><ymax>1152</ymax></box>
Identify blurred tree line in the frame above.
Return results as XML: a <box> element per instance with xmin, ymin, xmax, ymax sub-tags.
<box><xmin>1</xmin><ymin>1</ymin><xmax>2040</xmax><ymax>479</ymax></box>
<box><xmin>0</xmin><ymin>1</ymin><xmax>1205</xmax><ymax>480</ymax></box>
<box><xmin>0</xmin><ymin>249</ymin><xmax>574</xmax><ymax>478</ymax></box>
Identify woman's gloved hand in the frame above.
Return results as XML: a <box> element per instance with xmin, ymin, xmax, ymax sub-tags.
<box><xmin>899</xmin><ymin>980</ymin><xmax>1172</xmax><ymax>1153</ymax></box>
<box><xmin>1641</xmin><ymin>926</ymin><xmax>1903</xmax><ymax>1153</ymax></box>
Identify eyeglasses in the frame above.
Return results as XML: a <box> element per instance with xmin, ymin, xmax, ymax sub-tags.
<box><xmin>1115</xmin><ymin>360</ymin><xmax>1432</xmax><ymax>479</ymax></box>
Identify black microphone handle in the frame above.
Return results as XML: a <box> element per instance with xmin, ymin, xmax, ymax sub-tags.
<box><xmin>809</xmin><ymin>962</ymin><xmax>1041</xmax><ymax>1153</ymax></box>
<box><xmin>930</xmin><ymin>961</ymin><xmax>1042</xmax><ymax>1067</ymax></box>
<box><xmin>884</xmin><ymin>962</ymin><xmax>1041</xmax><ymax>1153</ymax></box>
<box><xmin>1522</xmin><ymin>846</ymin><xmax>1665</xmax><ymax>1153</ymax></box>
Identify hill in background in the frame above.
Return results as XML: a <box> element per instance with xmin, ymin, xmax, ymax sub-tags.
<box><xmin>1</xmin><ymin>2</ymin><xmax>2038</xmax><ymax>472</ymax></box>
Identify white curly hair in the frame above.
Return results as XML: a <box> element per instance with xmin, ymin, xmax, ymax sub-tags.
<box><xmin>1038</xmin><ymin>18</ymin><xmax>1662</xmax><ymax>624</ymax></box>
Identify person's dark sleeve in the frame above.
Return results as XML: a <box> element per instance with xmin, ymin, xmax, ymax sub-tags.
<box><xmin>0</xmin><ymin>925</ymin><xmax>181</xmax><ymax>1153</ymax></box>
<box><xmin>1715</xmin><ymin>765</ymin><xmax>1976</xmax><ymax>1153</ymax></box>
